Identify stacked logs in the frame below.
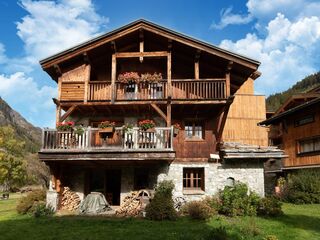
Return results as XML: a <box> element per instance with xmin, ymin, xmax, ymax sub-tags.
<box><xmin>116</xmin><ymin>190</ymin><xmax>151</xmax><ymax>217</ymax></box>
<box><xmin>60</xmin><ymin>187</ymin><xmax>81</xmax><ymax>211</ymax></box>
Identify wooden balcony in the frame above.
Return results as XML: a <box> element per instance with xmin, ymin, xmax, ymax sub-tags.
<box><xmin>63</xmin><ymin>78</ymin><xmax>227</xmax><ymax>103</ymax></box>
<box><xmin>41</xmin><ymin>127</ymin><xmax>174</xmax><ymax>152</ymax></box>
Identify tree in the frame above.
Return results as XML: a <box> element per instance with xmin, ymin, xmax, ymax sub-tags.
<box><xmin>0</xmin><ymin>126</ymin><xmax>27</xmax><ymax>191</ymax></box>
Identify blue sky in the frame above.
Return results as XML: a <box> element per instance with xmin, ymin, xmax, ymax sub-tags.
<box><xmin>0</xmin><ymin>0</ymin><xmax>319</xmax><ymax>128</ymax></box>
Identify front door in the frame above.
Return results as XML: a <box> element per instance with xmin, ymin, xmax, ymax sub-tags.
<box><xmin>105</xmin><ymin>169</ymin><xmax>121</xmax><ymax>205</ymax></box>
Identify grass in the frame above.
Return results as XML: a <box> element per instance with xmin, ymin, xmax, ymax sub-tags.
<box><xmin>0</xmin><ymin>193</ymin><xmax>319</xmax><ymax>240</ymax></box>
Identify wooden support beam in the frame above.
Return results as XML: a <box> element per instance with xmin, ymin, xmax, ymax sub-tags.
<box><xmin>111</xmin><ymin>54</ymin><xmax>116</xmax><ymax>103</ymax></box>
<box><xmin>115</xmin><ymin>51</ymin><xmax>168</xmax><ymax>58</ymax></box>
<box><xmin>60</xmin><ymin>105</ymin><xmax>77</xmax><ymax>122</ymax></box>
<box><xmin>111</xmin><ymin>41</ymin><xmax>117</xmax><ymax>53</ymax></box>
<box><xmin>194</xmin><ymin>61</ymin><xmax>199</xmax><ymax>80</ymax></box>
<box><xmin>56</xmin><ymin>105</ymin><xmax>61</xmax><ymax>126</ymax></box>
<box><xmin>168</xmin><ymin>39</ymin><xmax>172</xmax><ymax>51</ymax></box>
<box><xmin>139</xmin><ymin>29</ymin><xmax>144</xmax><ymax>63</ymax></box>
<box><xmin>83</xmin><ymin>52</ymin><xmax>90</xmax><ymax>65</ymax></box>
<box><xmin>53</xmin><ymin>64</ymin><xmax>62</xmax><ymax>76</ymax></box>
<box><xmin>83</xmin><ymin>64</ymin><xmax>91</xmax><ymax>103</ymax></box>
<box><xmin>167</xmin><ymin>51</ymin><xmax>172</xmax><ymax>98</ymax></box>
<box><xmin>215</xmin><ymin>96</ymin><xmax>234</xmax><ymax>148</ymax></box>
<box><xmin>225</xmin><ymin>61</ymin><xmax>233</xmax><ymax>97</ymax></box>
<box><xmin>166</xmin><ymin>103</ymin><xmax>171</xmax><ymax>127</ymax></box>
<box><xmin>150</xmin><ymin>103</ymin><xmax>167</xmax><ymax>121</ymax></box>
<box><xmin>57</xmin><ymin>76</ymin><xmax>62</xmax><ymax>101</ymax></box>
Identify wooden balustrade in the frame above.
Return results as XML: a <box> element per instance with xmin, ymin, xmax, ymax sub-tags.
<box><xmin>41</xmin><ymin>127</ymin><xmax>173</xmax><ymax>151</ymax></box>
<box><xmin>85</xmin><ymin>79</ymin><xmax>226</xmax><ymax>102</ymax></box>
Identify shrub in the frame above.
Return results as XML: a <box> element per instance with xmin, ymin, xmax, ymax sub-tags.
<box><xmin>145</xmin><ymin>180</ymin><xmax>177</xmax><ymax>220</ymax></box>
<box><xmin>218</xmin><ymin>182</ymin><xmax>261</xmax><ymax>216</ymax></box>
<box><xmin>185</xmin><ymin>200</ymin><xmax>214</xmax><ymax>220</ymax></box>
<box><xmin>258</xmin><ymin>196</ymin><xmax>283</xmax><ymax>217</ymax></box>
<box><xmin>33</xmin><ymin>203</ymin><xmax>54</xmax><ymax>218</ymax></box>
<box><xmin>284</xmin><ymin>169</ymin><xmax>320</xmax><ymax>204</ymax></box>
<box><xmin>16</xmin><ymin>189</ymin><xmax>46</xmax><ymax>214</ymax></box>
<box><xmin>205</xmin><ymin>226</ymin><xmax>229</xmax><ymax>240</ymax></box>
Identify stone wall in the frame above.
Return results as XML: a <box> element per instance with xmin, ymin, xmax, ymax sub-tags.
<box><xmin>158</xmin><ymin>161</ymin><xmax>265</xmax><ymax>201</ymax></box>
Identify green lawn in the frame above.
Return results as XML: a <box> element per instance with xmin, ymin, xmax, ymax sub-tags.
<box><xmin>0</xmin><ymin>193</ymin><xmax>319</xmax><ymax>240</ymax></box>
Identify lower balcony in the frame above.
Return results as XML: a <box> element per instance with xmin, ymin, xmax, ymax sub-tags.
<box><xmin>41</xmin><ymin>126</ymin><xmax>174</xmax><ymax>152</ymax></box>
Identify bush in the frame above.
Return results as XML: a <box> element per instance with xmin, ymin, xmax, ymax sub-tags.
<box><xmin>16</xmin><ymin>189</ymin><xmax>46</xmax><ymax>214</ymax></box>
<box><xmin>284</xmin><ymin>169</ymin><xmax>320</xmax><ymax>204</ymax></box>
<box><xmin>258</xmin><ymin>196</ymin><xmax>283</xmax><ymax>217</ymax></box>
<box><xmin>218</xmin><ymin>182</ymin><xmax>261</xmax><ymax>216</ymax></box>
<box><xmin>33</xmin><ymin>203</ymin><xmax>54</xmax><ymax>218</ymax></box>
<box><xmin>205</xmin><ymin>226</ymin><xmax>229</xmax><ymax>240</ymax></box>
<box><xmin>184</xmin><ymin>200</ymin><xmax>214</xmax><ymax>220</ymax></box>
<box><xmin>145</xmin><ymin>180</ymin><xmax>177</xmax><ymax>220</ymax></box>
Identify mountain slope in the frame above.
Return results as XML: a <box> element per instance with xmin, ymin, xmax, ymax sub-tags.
<box><xmin>0</xmin><ymin>97</ymin><xmax>42</xmax><ymax>152</ymax></box>
<box><xmin>266</xmin><ymin>72</ymin><xmax>320</xmax><ymax>112</ymax></box>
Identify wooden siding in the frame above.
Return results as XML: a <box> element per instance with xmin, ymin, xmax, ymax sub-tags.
<box><xmin>60</xmin><ymin>82</ymin><xmax>85</xmax><ymax>101</ymax></box>
<box><xmin>173</xmin><ymin>119</ymin><xmax>216</xmax><ymax>160</ymax></box>
<box><xmin>281</xmin><ymin>107</ymin><xmax>320</xmax><ymax>167</ymax></box>
<box><xmin>222</xmin><ymin>93</ymin><xmax>268</xmax><ymax>146</ymax></box>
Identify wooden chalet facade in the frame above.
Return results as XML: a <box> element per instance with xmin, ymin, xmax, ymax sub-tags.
<box><xmin>260</xmin><ymin>86</ymin><xmax>320</xmax><ymax>172</ymax></box>
<box><xmin>39</xmin><ymin>20</ymin><xmax>276</xmax><ymax>209</ymax></box>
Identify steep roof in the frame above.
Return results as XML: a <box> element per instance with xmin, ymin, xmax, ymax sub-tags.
<box><xmin>40</xmin><ymin>19</ymin><xmax>260</xmax><ymax>70</ymax></box>
<box><xmin>259</xmin><ymin>97</ymin><xmax>320</xmax><ymax>126</ymax></box>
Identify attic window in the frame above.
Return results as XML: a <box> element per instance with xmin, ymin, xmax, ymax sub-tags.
<box><xmin>294</xmin><ymin>114</ymin><xmax>314</xmax><ymax>127</ymax></box>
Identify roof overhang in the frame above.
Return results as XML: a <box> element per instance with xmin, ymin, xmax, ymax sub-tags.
<box><xmin>259</xmin><ymin>97</ymin><xmax>320</xmax><ymax>126</ymax></box>
<box><xmin>40</xmin><ymin>19</ymin><xmax>260</xmax><ymax>71</ymax></box>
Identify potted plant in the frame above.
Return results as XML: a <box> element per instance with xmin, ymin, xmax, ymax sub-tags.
<box><xmin>98</xmin><ymin>121</ymin><xmax>116</xmax><ymax>133</ymax></box>
<box><xmin>138</xmin><ymin>119</ymin><xmax>155</xmax><ymax>132</ymax></box>
<box><xmin>173</xmin><ymin>123</ymin><xmax>182</xmax><ymax>136</ymax></box>
<box><xmin>56</xmin><ymin>121</ymin><xmax>74</xmax><ymax>131</ymax></box>
<box><xmin>118</xmin><ymin>72</ymin><xmax>140</xmax><ymax>84</ymax></box>
<box><xmin>74</xmin><ymin>125</ymin><xmax>84</xmax><ymax>135</ymax></box>
<box><xmin>140</xmin><ymin>72</ymin><xmax>162</xmax><ymax>83</ymax></box>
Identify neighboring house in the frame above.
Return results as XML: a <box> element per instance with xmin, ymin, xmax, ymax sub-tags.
<box><xmin>38</xmin><ymin>19</ymin><xmax>284</xmax><ymax>209</ymax></box>
<box><xmin>259</xmin><ymin>86</ymin><xmax>320</xmax><ymax>175</ymax></box>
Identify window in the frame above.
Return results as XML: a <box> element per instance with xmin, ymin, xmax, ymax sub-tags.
<box><xmin>294</xmin><ymin>114</ymin><xmax>314</xmax><ymax>127</ymax></box>
<box><xmin>185</xmin><ymin>121</ymin><xmax>204</xmax><ymax>139</ymax></box>
<box><xmin>183</xmin><ymin>168</ymin><xmax>204</xmax><ymax>191</ymax></box>
<box><xmin>298</xmin><ymin>136</ymin><xmax>320</xmax><ymax>154</ymax></box>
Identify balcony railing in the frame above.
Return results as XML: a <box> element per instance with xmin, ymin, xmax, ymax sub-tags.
<box><xmin>41</xmin><ymin>127</ymin><xmax>174</xmax><ymax>151</ymax></box>
<box><xmin>85</xmin><ymin>78</ymin><xmax>226</xmax><ymax>102</ymax></box>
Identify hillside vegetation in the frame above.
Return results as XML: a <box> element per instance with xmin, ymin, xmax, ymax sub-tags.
<box><xmin>266</xmin><ymin>72</ymin><xmax>320</xmax><ymax>112</ymax></box>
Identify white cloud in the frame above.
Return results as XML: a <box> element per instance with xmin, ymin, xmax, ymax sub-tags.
<box><xmin>220</xmin><ymin>13</ymin><xmax>320</xmax><ymax>95</ymax></box>
<box><xmin>0</xmin><ymin>72</ymin><xmax>57</xmax><ymax>127</ymax></box>
<box><xmin>211</xmin><ymin>7</ymin><xmax>253</xmax><ymax>29</ymax></box>
<box><xmin>0</xmin><ymin>0</ymin><xmax>108</xmax><ymax>127</ymax></box>
<box><xmin>16</xmin><ymin>0</ymin><xmax>108</xmax><ymax>62</ymax></box>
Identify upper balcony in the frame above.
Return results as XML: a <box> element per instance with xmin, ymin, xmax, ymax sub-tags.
<box><xmin>61</xmin><ymin>78</ymin><xmax>227</xmax><ymax>104</ymax></box>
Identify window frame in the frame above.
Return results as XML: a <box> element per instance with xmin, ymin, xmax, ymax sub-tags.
<box><xmin>183</xmin><ymin>168</ymin><xmax>205</xmax><ymax>192</ymax></box>
<box><xmin>184</xmin><ymin>120</ymin><xmax>205</xmax><ymax>140</ymax></box>
<box><xmin>294</xmin><ymin>114</ymin><xmax>315</xmax><ymax>127</ymax></box>
<box><xmin>297</xmin><ymin>135</ymin><xmax>320</xmax><ymax>155</ymax></box>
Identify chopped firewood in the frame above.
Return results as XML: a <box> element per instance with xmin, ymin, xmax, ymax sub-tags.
<box><xmin>116</xmin><ymin>190</ymin><xmax>151</xmax><ymax>217</ymax></box>
<box><xmin>60</xmin><ymin>187</ymin><xmax>81</xmax><ymax>211</ymax></box>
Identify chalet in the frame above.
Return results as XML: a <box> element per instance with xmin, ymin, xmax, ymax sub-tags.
<box><xmin>260</xmin><ymin>86</ymin><xmax>320</xmax><ymax>174</ymax></box>
<box><xmin>38</xmin><ymin>19</ymin><xmax>284</xmax><ymax>210</ymax></box>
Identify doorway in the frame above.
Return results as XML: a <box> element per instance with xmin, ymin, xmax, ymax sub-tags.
<box><xmin>88</xmin><ymin>169</ymin><xmax>121</xmax><ymax>206</ymax></box>
<box><xmin>106</xmin><ymin>169</ymin><xmax>121</xmax><ymax>205</ymax></box>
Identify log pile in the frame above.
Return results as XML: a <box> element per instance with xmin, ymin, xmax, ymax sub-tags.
<box><xmin>116</xmin><ymin>190</ymin><xmax>151</xmax><ymax>217</ymax></box>
<box><xmin>60</xmin><ymin>187</ymin><xmax>81</xmax><ymax>211</ymax></box>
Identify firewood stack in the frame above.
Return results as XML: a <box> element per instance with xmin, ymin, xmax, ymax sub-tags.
<box><xmin>116</xmin><ymin>190</ymin><xmax>151</xmax><ymax>217</ymax></box>
<box><xmin>60</xmin><ymin>187</ymin><xmax>81</xmax><ymax>211</ymax></box>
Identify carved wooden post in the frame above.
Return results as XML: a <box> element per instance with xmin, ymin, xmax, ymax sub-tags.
<box><xmin>111</xmin><ymin>54</ymin><xmax>117</xmax><ymax>103</ymax></box>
